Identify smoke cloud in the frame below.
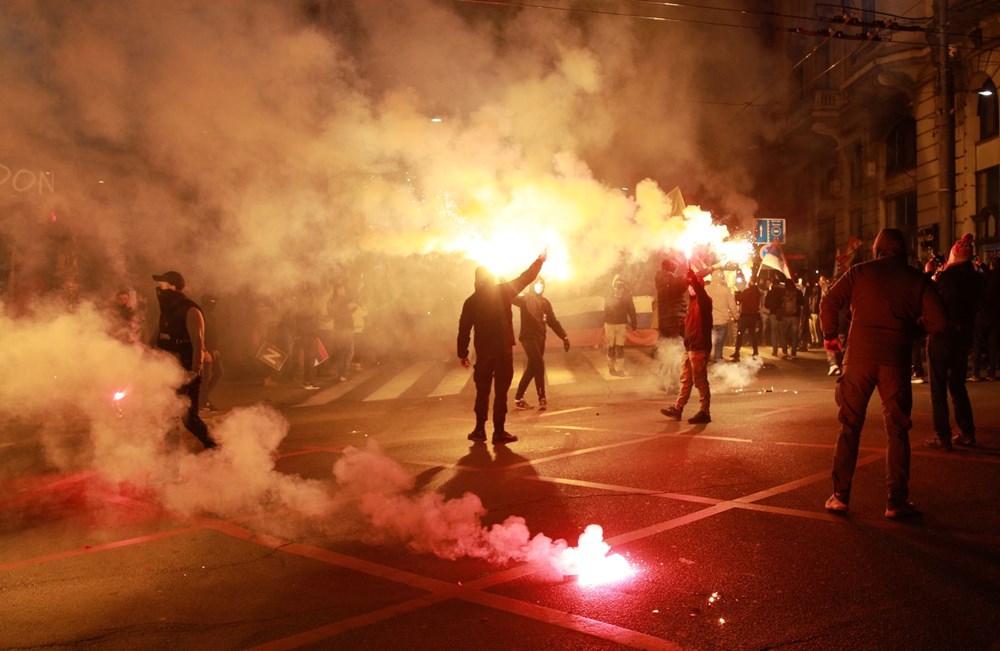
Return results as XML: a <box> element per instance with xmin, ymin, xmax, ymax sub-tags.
<box><xmin>1</xmin><ymin>0</ymin><xmax>781</xmax><ymax>314</ymax></box>
<box><xmin>1</xmin><ymin>0</ymin><xmax>781</xmax><ymax>572</ymax></box>
<box><xmin>0</xmin><ymin>304</ymin><xmax>588</xmax><ymax>574</ymax></box>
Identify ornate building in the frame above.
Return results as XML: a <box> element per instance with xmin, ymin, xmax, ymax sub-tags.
<box><xmin>766</xmin><ymin>0</ymin><xmax>1000</xmax><ymax>273</ymax></box>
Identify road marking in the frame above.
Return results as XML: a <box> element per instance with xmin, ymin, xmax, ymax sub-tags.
<box><xmin>220</xmin><ymin>521</ymin><xmax>683</xmax><ymax>651</ymax></box>
<box><xmin>0</xmin><ymin>526</ymin><xmax>203</xmax><ymax>573</ymax></box>
<box><xmin>365</xmin><ymin>362</ymin><xmax>435</xmax><ymax>401</ymax></box>
<box><xmin>540</xmin><ymin>353</ymin><xmax>576</xmax><ymax>386</ymax></box>
<box><xmin>429</xmin><ymin>365</ymin><xmax>472</xmax><ymax>397</ymax></box>
<box><xmin>537</xmin><ymin>406</ymin><xmax>593</xmax><ymax>417</ymax></box>
<box><xmin>296</xmin><ymin>371</ymin><xmax>375</xmax><ymax>407</ymax></box>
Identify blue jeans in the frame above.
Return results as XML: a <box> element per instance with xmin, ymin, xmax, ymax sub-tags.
<box><xmin>711</xmin><ymin>323</ymin><xmax>729</xmax><ymax>362</ymax></box>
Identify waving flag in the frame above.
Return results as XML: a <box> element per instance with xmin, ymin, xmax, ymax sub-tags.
<box><xmin>835</xmin><ymin>235</ymin><xmax>864</xmax><ymax>276</ymax></box>
<box><xmin>759</xmin><ymin>239</ymin><xmax>792</xmax><ymax>280</ymax></box>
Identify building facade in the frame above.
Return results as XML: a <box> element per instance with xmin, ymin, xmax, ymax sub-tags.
<box><xmin>769</xmin><ymin>0</ymin><xmax>1000</xmax><ymax>274</ymax></box>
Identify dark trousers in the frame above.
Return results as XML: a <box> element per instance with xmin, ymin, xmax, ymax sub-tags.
<box><xmin>201</xmin><ymin>350</ymin><xmax>224</xmax><ymax>406</ymax></box>
<box><xmin>473</xmin><ymin>353</ymin><xmax>514</xmax><ymax>433</ymax></box>
<box><xmin>781</xmin><ymin>316</ymin><xmax>799</xmax><ymax>355</ymax></box>
<box><xmin>516</xmin><ymin>337</ymin><xmax>546</xmax><ymax>400</ymax></box>
<box><xmin>832</xmin><ymin>361</ymin><xmax>911</xmax><ymax>505</ymax></box>
<box><xmin>927</xmin><ymin>336</ymin><xmax>975</xmax><ymax>438</ymax></box>
<box><xmin>180</xmin><ymin>376</ymin><xmax>216</xmax><ymax>449</ymax></box>
<box><xmin>971</xmin><ymin>319</ymin><xmax>999</xmax><ymax>378</ymax></box>
<box><xmin>734</xmin><ymin>313</ymin><xmax>761</xmax><ymax>357</ymax></box>
<box><xmin>911</xmin><ymin>333</ymin><xmax>927</xmax><ymax>378</ymax></box>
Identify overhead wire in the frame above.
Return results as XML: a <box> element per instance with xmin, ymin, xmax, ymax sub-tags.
<box><xmin>453</xmin><ymin>0</ymin><xmax>993</xmax><ymax>45</ymax></box>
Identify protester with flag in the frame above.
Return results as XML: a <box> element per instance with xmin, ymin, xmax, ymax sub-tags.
<box><xmin>759</xmin><ymin>238</ymin><xmax>792</xmax><ymax>280</ymax></box>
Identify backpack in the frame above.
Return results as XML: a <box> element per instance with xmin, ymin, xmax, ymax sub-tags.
<box><xmin>781</xmin><ymin>288</ymin><xmax>799</xmax><ymax>317</ymax></box>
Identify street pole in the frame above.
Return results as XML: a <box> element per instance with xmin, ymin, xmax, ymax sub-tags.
<box><xmin>934</xmin><ymin>0</ymin><xmax>955</xmax><ymax>247</ymax></box>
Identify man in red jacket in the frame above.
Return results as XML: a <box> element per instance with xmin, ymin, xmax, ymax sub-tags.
<box><xmin>660</xmin><ymin>268</ymin><xmax>713</xmax><ymax>425</ymax></box>
<box><xmin>820</xmin><ymin>228</ymin><xmax>947</xmax><ymax>519</ymax></box>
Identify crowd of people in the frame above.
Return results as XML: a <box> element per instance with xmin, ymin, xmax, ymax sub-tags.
<box><xmin>454</xmin><ymin>229</ymin><xmax>996</xmax><ymax>521</ymax></box>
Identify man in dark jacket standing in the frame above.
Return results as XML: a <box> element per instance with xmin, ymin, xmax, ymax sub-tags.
<box><xmin>925</xmin><ymin>234</ymin><xmax>984</xmax><ymax>450</ymax></box>
<box><xmin>152</xmin><ymin>271</ymin><xmax>218</xmax><ymax>451</ymax></box>
<box><xmin>660</xmin><ymin>268</ymin><xmax>713</xmax><ymax>424</ymax></box>
<box><xmin>820</xmin><ymin>229</ymin><xmax>946</xmax><ymax>519</ymax></box>
<box><xmin>512</xmin><ymin>278</ymin><xmax>570</xmax><ymax>411</ymax></box>
<box><xmin>732</xmin><ymin>277</ymin><xmax>762</xmax><ymax>361</ymax></box>
<box><xmin>458</xmin><ymin>252</ymin><xmax>545</xmax><ymax>444</ymax></box>
<box><xmin>655</xmin><ymin>255</ymin><xmax>688</xmax><ymax>389</ymax></box>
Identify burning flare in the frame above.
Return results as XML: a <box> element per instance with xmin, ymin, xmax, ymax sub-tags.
<box><xmin>556</xmin><ymin>524</ymin><xmax>634</xmax><ymax>586</ymax></box>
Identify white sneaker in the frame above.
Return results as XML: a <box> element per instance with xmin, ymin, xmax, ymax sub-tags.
<box><xmin>824</xmin><ymin>494</ymin><xmax>848</xmax><ymax>513</ymax></box>
<box><xmin>827</xmin><ymin>366</ymin><xmax>841</xmax><ymax>376</ymax></box>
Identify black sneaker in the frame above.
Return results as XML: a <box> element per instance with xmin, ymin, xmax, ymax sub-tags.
<box><xmin>885</xmin><ymin>501</ymin><xmax>921</xmax><ymax>519</ymax></box>
<box><xmin>492</xmin><ymin>431</ymin><xmax>518</xmax><ymax>444</ymax></box>
<box><xmin>513</xmin><ymin>398</ymin><xmax>531</xmax><ymax>410</ymax></box>
<box><xmin>660</xmin><ymin>406</ymin><xmax>682</xmax><ymax>420</ymax></box>
<box><xmin>467</xmin><ymin>429</ymin><xmax>487</xmax><ymax>442</ymax></box>
<box><xmin>687</xmin><ymin>411</ymin><xmax>711</xmax><ymax>424</ymax></box>
<box><xmin>952</xmin><ymin>432</ymin><xmax>977</xmax><ymax>446</ymax></box>
<box><xmin>924</xmin><ymin>436</ymin><xmax>953</xmax><ymax>452</ymax></box>
<box><xmin>538</xmin><ymin>397</ymin><xmax>547</xmax><ymax>410</ymax></box>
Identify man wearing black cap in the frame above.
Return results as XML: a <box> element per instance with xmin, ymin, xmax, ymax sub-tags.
<box><xmin>152</xmin><ymin>271</ymin><xmax>218</xmax><ymax>450</ymax></box>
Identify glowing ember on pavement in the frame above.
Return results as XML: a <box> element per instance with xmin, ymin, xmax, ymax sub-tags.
<box><xmin>557</xmin><ymin>524</ymin><xmax>634</xmax><ymax>586</ymax></box>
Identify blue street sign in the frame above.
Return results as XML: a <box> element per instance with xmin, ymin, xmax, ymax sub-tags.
<box><xmin>755</xmin><ymin>218</ymin><xmax>785</xmax><ymax>244</ymax></box>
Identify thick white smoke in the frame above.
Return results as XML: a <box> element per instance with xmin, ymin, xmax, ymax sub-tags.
<box><xmin>0</xmin><ymin>302</ymin><xmax>601</xmax><ymax>576</ymax></box>
<box><xmin>1</xmin><ymin>0</ymin><xmax>779</xmax><ymax>302</ymax></box>
<box><xmin>333</xmin><ymin>441</ymin><xmax>567</xmax><ymax>567</ymax></box>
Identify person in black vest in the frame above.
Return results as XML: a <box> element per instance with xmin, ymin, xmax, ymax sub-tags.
<box><xmin>152</xmin><ymin>271</ymin><xmax>217</xmax><ymax>450</ymax></box>
<box><xmin>512</xmin><ymin>278</ymin><xmax>570</xmax><ymax>411</ymax></box>
<box><xmin>458</xmin><ymin>252</ymin><xmax>545</xmax><ymax>445</ymax></box>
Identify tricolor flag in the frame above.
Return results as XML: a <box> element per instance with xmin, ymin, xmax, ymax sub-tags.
<box><xmin>835</xmin><ymin>235</ymin><xmax>864</xmax><ymax>276</ymax></box>
<box><xmin>759</xmin><ymin>239</ymin><xmax>792</xmax><ymax>280</ymax></box>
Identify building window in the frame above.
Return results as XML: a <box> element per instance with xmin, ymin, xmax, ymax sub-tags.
<box><xmin>886</xmin><ymin>117</ymin><xmax>917</xmax><ymax>175</ymax></box>
<box><xmin>887</xmin><ymin>191</ymin><xmax>918</xmax><ymax>260</ymax></box>
<box><xmin>975</xmin><ymin>166</ymin><xmax>999</xmax><ymax>244</ymax></box>
<box><xmin>979</xmin><ymin>79</ymin><xmax>999</xmax><ymax>140</ymax></box>
<box><xmin>850</xmin><ymin>142</ymin><xmax>863</xmax><ymax>189</ymax></box>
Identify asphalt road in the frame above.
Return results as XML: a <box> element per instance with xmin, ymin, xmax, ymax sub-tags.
<box><xmin>2</xmin><ymin>347</ymin><xmax>999</xmax><ymax>650</ymax></box>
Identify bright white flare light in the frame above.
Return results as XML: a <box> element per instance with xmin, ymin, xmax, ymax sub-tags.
<box><xmin>112</xmin><ymin>391</ymin><xmax>126</xmax><ymax>401</ymax></box>
<box><xmin>456</xmin><ymin>226</ymin><xmax>571</xmax><ymax>281</ymax></box>
<box><xmin>557</xmin><ymin>524</ymin><xmax>634</xmax><ymax>587</ymax></box>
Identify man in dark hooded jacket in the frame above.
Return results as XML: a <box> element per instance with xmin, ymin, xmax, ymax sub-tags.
<box><xmin>819</xmin><ymin>228</ymin><xmax>946</xmax><ymax>519</ymax></box>
<box><xmin>512</xmin><ymin>278</ymin><xmax>570</xmax><ymax>411</ymax></box>
<box><xmin>654</xmin><ymin>255</ymin><xmax>688</xmax><ymax>390</ymax></box>
<box><xmin>925</xmin><ymin>233</ymin><xmax>984</xmax><ymax>450</ymax></box>
<box><xmin>458</xmin><ymin>252</ymin><xmax>545</xmax><ymax>444</ymax></box>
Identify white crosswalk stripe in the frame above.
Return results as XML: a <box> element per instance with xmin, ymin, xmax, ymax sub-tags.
<box><xmin>429</xmin><ymin>365</ymin><xmax>473</xmax><ymax>397</ymax></box>
<box><xmin>294</xmin><ymin>348</ymin><xmax>657</xmax><ymax>407</ymax></box>
<box><xmin>364</xmin><ymin>362</ymin><xmax>435</xmax><ymax>402</ymax></box>
<box><xmin>537</xmin><ymin>352</ymin><xmax>575</xmax><ymax>386</ymax></box>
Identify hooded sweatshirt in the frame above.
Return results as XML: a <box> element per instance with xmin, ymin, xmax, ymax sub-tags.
<box><xmin>457</xmin><ymin>258</ymin><xmax>543</xmax><ymax>359</ymax></box>
<box><xmin>604</xmin><ymin>275</ymin><xmax>637</xmax><ymax>328</ymax></box>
